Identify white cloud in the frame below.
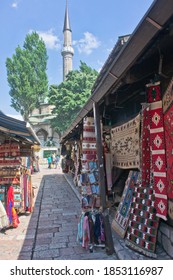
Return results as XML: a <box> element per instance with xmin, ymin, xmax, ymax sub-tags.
<box><xmin>7</xmin><ymin>114</ymin><xmax>24</xmax><ymax>121</ymax></box>
<box><xmin>36</xmin><ymin>29</ymin><xmax>61</xmax><ymax>50</ymax></box>
<box><xmin>73</xmin><ymin>32</ymin><xmax>101</xmax><ymax>55</ymax></box>
<box><xmin>11</xmin><ymin>2</ymin><xmax>18</xmax><ymax>8</ymax></box>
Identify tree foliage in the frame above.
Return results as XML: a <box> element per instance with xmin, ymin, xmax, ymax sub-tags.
<box><xmin>6</xmin><ymin>32</ymin><xmax>48</xmax><ymax>120</ymax></box>
<box><xmin>49</xmin><ymin>61</ymin><xmax>98</xmax><ymax>134</ymax></box>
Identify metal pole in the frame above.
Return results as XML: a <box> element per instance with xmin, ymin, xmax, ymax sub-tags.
<box><xmin>93</xmin><ymin>102</ymin><xmax>115</xmax><ymax>255</ymax></box>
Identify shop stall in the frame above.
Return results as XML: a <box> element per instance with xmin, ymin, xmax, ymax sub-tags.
<box><xmin>0</xmin><ymin>112</ymin><xmax>40</xmax><ymax>230</ymax></box>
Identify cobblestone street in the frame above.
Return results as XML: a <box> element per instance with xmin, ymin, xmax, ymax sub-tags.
<box><xmin>0</xmin><ymin>166</ymin><xmax>117</xmax><ymax>260</ymax></box>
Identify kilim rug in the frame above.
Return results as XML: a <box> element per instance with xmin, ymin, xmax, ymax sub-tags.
<box><xmin>164</xmin><ymin>104</ymin><xmax>173</xmax><ymax>199</ymax></box>
<box><xmin>111</xmin><ymin>114</ymin><xmax>140</xmax><ymax>169</ymax></box>
<box><xmin>125</xmin><ymin>102</ymin><xmax>159</xmax><ymax>257</ymax></box>
<box><xmin>112</xmin><ymin>170</ymin><xmax>139</xmax><ymax>238</ymax></box>
<box><xmin>141</xmin><ymin>106</ymin><xmax>150</xmax><ymax>185</ymax></box>
<box><xmin>149</xmin><ymin>101</ymin><xmax>168</xmax><ymax>220</ymax></box>
<box><xmin>82</xmin><ymin>117</ymin><xmax>97</xmax><ymax>171</ymax></box>
<box><xmin>162</xmin><ymin>76</ymin><xmax>173</xmax><ymax>113</ymax></box>
<box><xmin>146</xmin><ymin>81</ymin><xmax>161</xmax><ymax>103</ymax></box>
<box><xmin>125</xmin><ymin>183</ymin><xmax>159</xmax><ymax>258</ymax></box>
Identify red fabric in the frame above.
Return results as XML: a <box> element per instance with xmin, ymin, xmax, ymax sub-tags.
<box><xmin>141</xmin><ymin>107</ymin><xmax>150</xmax><ymax>185</ymax></box>
<box><xmin>150</xmin><ymin>101</ymin><xmax>168</xmax><ymax>220</ymax></box>
<box><xmin>146</xmin><ymin>84</ymin><xmax>161</xmax><ymax>103</ymax></box>
<box><xmin>7</xmin><ymin>186</ymin><xmax>14</xmax><ymax>208</ymax></box>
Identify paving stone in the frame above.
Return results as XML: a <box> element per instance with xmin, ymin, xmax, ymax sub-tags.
<box><xmin>34</xmin><ymin>244</ymin><xmax>49</xmax><ymax>251</ymax></box>
<box><xmin>33</xmin><ymin>248</ymin><xmax>60</xmax><ymax>259</ymax></box>
<box><xmin>59</xmin><ymin>247</ymin><xmax>76</xmax><ymax>257</ymax></box>
<box><xmin>50</xmin><ymin>242</ymin><xmax>67</xmax><ymax>249</ymax></box>
<box><xmin>1</xmin><ymin>167</ymin><xmax>171</xmax><ymax>261</ymax></box>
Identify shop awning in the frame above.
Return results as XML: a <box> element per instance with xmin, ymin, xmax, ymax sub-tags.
<box><xmin>60</xmin><ymin>0</ymin><xmax>173</xmax><ymax>143</ymax></box>
<box><xmin>0</xmin><ymin>111</ymin><xmax>40</xmax><ymax>145</ymax></box>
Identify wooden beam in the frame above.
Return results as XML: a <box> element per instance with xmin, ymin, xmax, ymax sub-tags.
<box><xmin>93</xmin><ymin>102</ymin><xmax>115</xmax><ymax>255</ymax></box>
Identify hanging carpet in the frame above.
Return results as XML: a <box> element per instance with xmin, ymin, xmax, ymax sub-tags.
<box><xmin>125</xmin><ymin>104</ymin><xmax>159</xmax><ymax>258</ymax></box>
<box><xmin>149</xmin><ymin>101</ymin><xmax>168</xmax><ymax>220</ymax></box>
<box><xmin>111</xmin><ymin>114</ymin><xmax>140</xmax><ymax>169</ymax></box>
<box><xmin>82</xmin><ymin>117</ymin><xmax>97</xmax><ymax>171</ymax></box>
<box><xmin>125</xmin><ymin>183</ymin><xmax>159</xmax><ymax>258</ymax></box>
<box><xmin>112</xmin><ymin>170</ymin><xmax>139</xmax><ymax>238</ymax></box>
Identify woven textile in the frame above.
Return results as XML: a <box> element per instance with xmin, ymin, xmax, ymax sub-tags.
<box><xmin>82</xmin><ymin>117</ymin><xmax>97</xmax><ymax>171</ymax></box>
<box><xmin>111</xmin><ymin>114</ymin><xmax>140</xmax><ymax>169</ymax></box>
<box><xmin>141</xmin><ymin>106</ymin><xmax>150</xmax><ymax>185</ymax></box>
<box><xmin>162</xmin><ymin>76</ymin><xmax>173</xmax><ymax>113</ymax></box>
<box><xmin>146</xmin><ymin>82</ymin><xmax>161</xmax><ymax>103</ymax></box>
<box><xmin>125</xmin><ymin>184</ymin><xmax>159</xmax><ymax>258</ymax></box>
<box><xmin>112</xmin><ymin>171</ymin><xmax>139</xmax><ymax>238</ymax></box>
<box><xmin>164</xmin><ymin>104</ymin><xmax>173</xmax><ymax>199</ymax></box>
<box><xmin>150</xmin><ymin>101</ymin><xmax>168</xmax><ymax>220</ymax></box>
<box><xmin>0</xmin><ymin>200</ymin><xmax>9</xmax><ymax>229</ymax></box>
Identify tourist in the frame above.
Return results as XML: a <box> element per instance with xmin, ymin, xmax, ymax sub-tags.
<box><xmin>47</xmin><ymin>156</ymin><xmax>52</xmax><ymax>169</ymax></box>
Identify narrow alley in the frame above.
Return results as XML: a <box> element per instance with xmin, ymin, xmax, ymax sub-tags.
<box><xmin>0</xmin><ymin>167</ymin><xmax>117</xmax><ymax>260</ymax></box>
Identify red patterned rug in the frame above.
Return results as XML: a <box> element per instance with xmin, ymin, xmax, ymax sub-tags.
<box><xmin>141</xmin><ymin>106</ymin><xmax>150</xmax><ymax>185</ymax></box>
<box><xmin>112</xmin><ymin>171</ymin><xmax>139</xmax><ymax>238</ymax></box>
<box><xmin>125</xmin><ymin>183</ymin><xmax>159</xmax><ymax>258</ymax></box>
<box><xmin>149</xmin><ymin>101</ymin><xmax>168</xmax><ymax>220</ymax></box>
<box><xmin>125</xmin><ymin>104</ymin><xmax>159</xmax><ymax>257</ymax></box>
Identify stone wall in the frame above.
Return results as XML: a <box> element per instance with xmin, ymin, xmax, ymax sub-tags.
<box><xmin>157</xmin><ymin>222</ymin><xmax>173</xmax><ymax>258</ymax></box>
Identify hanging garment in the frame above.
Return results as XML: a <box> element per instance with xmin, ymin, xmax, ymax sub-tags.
<box><xmin>82</xmin><ymin>214</ymin><xmax>90</xmax><ymax>249</ymax></box>
<box><xmin>94</xmin><ymin>213</ymin><xmax>101</xmax><ymax>242</ymax></box>
<box><xmin>0</xmin><ymin>201</ymin><xmax>9</xmax><ymax>229</ymax></box>
<box><xmin>88</xmin><ymin>214</ymin><xmax>95</xmax><ymax>244</ymax></box>
<box><xmin>77</xmin><ymin>214</ymin><xmax>84</xmax><ymax>244</ymax></box>
<box><xmin>6</xmin><ymin>186</ymin><xmax>14</xmax><ymax>225</ymax></box>
<box><xmin>11</xmin><ymin>207</ymin><xmax>20</xmax><ymax>228</ymax></box>
<box><xmin>100</xmin><ymin>214</ymin><xmax>105</xmax><ymax>242</ymax></box>
<box><xmin>6</xmin><ymin>186</ymin><xmax>20</xmax><ymax>228</ymax></box>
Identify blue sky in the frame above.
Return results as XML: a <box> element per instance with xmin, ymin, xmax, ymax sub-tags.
<box><xmin>0</xmin><ymin>0</ymin><xmax>154</xmax><ymax>117</ymax></box>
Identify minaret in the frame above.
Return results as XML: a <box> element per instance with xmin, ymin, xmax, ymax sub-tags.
<box><xmin>61</xmin><ymin>0</ymin><xmax>74</xmax><ymax>81</ymax></box>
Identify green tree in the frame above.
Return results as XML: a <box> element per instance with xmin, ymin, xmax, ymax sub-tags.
<box><xmin>6</xmin><ymin>32</ymin><xmax>48</xmax><ymax>120</ymax></box>
<box><xmin>49</xmin><ymin>61</ymin><xmax>98</xmax><ymax>133</ymax></box>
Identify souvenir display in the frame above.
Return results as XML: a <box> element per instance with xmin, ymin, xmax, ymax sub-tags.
<box><xmin>112</xmin><ymin>171</ymin><xmax>139</xmax><ymax>238</ymax></box>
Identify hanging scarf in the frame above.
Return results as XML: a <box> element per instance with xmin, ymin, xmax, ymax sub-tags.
<box><xmin>0</xmin><ymin>201</ymin><xmax>9</xmax><ymax>229</ymax></box>
<box><xmin>77</xmin><ymin>213</ymin><xmax>84</xmax><ymax>244</ymax></box>
<box><xmin>82</xmin><ymin>214</ymin><xmax>90</xmax><ymax>249</ymax></box>
<box><xmin>6</xmin><ymin>186</ymin><xmax>14</xmax><ymax>224</ymax></box>
<box><xmin>6</xmin><ymin>186</ymin><xmax>20</xmax><ymax>227</ymax></box>
<box><xmin>12</xmin><ymin>207</ymin><xmax>20</xmax><ymax>228</ymax></box>
<box><xmin>94</xmin><ymin>213</ymin><xmax>101</xmax><ymax>242</ymax></box>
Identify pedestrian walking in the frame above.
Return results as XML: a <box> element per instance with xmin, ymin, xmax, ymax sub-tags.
<box><xmin>47</xmin><ymin>156</ymin><xmax>52</xmax><ymax>169</ymax></box>
<box><xmin>54</xmin><ymin>155</ymin><xmax>60</xmax><ymax>169</ymax></box>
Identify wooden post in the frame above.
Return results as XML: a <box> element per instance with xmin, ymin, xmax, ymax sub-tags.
<box><xmin>93</xmin><ymin>102</ymin><xmax>115</xmax><ymax>255</ymax></box>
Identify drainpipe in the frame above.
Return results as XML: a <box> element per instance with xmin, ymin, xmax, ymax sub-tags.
<box><xmin>93</xmin><ymin>102</ymin><xmax>115</xmax><ymax>255</ymax></box>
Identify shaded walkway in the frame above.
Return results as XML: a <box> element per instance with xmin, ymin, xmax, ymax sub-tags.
<box><xmin>0</xmin><ymin>167</ymin><xmax>117</xmax><ymax>260</ymax></box>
